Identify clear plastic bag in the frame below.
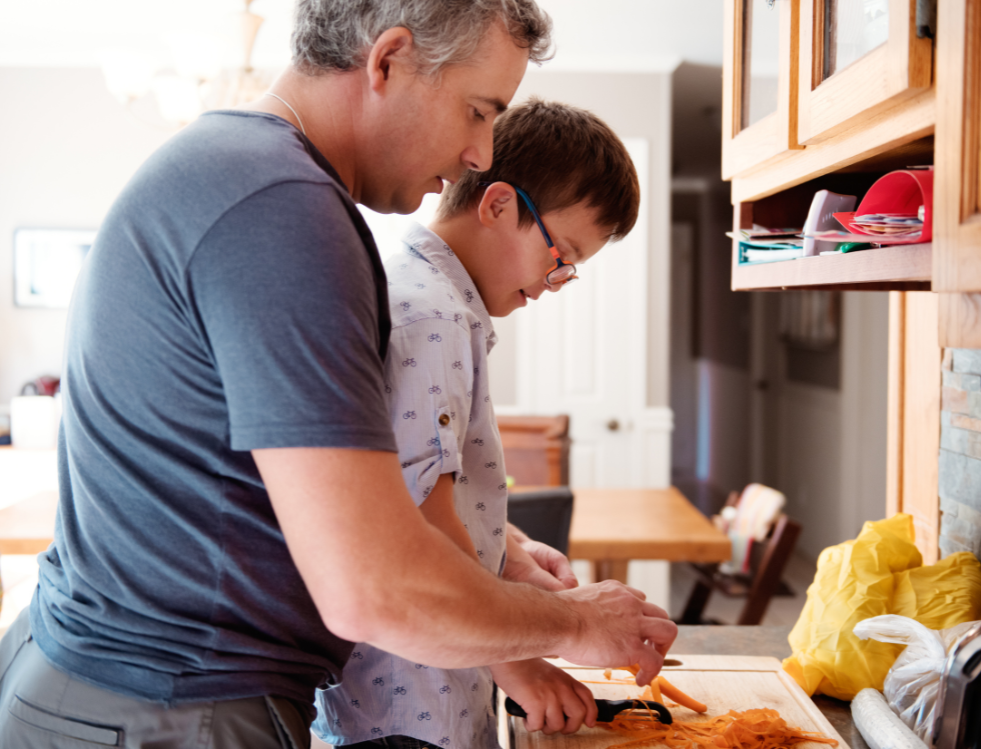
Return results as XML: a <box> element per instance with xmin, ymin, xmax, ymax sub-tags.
<box><xmin>853</xmin><ymin>614</ymin><xmax>980</xmax><ymax>743</ymax></box>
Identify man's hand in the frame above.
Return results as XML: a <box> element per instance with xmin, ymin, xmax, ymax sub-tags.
<box><xmin>504</xmin><ymin>525</ymin><xmax>578</xmax><ymax>592</ymax></box>
<box><xmin>490</xmin><ymin>659</ymin><xmax>598</xmax><ymax>735</ymax></box>
<box><xmin>555</xmin><ymin>581</ymin><xmax>678</xmax><ymax>688</ymax></box>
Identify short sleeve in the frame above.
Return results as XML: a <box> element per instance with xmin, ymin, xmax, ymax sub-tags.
<box><xmin>385</xmin><ymin>318</ymin><xmax>474</xmax><ymax>505</ymax></box>
<box><xmin>187</xmin><ymin>181</ymin><xmax>396</xmax><ymax>452</ymax></box>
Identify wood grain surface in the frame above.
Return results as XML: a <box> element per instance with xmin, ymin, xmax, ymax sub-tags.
<box><xmin>503</xmin><ymin>657</ymin><xmax>849</xmax><ymax>749</ymax></box>
<box><xmin>566</xmin><ymin>488</ymin><xmax>730</xmax><ymax>564</ymax></box>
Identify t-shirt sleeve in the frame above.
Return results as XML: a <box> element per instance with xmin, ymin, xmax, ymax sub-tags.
<box><xmin>187</xmin><ymin>180</ymin><xmax>397</xmax><ymax>452</ymax></box>
<box><xmin>384</xmin><ymin>317</ymin><xmax>474</xmax><ymax>506</ymax></box>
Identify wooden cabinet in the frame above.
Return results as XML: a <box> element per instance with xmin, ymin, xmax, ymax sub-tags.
<box><xmin>721</xmin><ymin>1</ymin><xmax>977</xmax><ymax>558</ymax></box>
<box><xmin>886</xmin><ymin>292</ymin><xmax>941</xmax><ymax>564</ymax></box>
<box><xmin>722</xmin><ymin>0</ymin><xmax>802</xmax><ymax>178</ymax></box>
<box><xmin>934</xmin><ymin>0</ymin><xmax>981</xmax><ymax>347</ymax></box>
<box><xmin>726</xmin><ymin>0</ymin><xmax>938</xmax><ymax>294</ymax></box>
<box><xmin>797</xmin><ymin>0</ymin><xmax>932</xmax><ymax>144</ymax></box>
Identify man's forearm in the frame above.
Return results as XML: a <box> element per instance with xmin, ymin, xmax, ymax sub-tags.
<box><xmin>255</xmin><ymin>447</ymin><xmax>675</xmax><ymax>680</ymax></box>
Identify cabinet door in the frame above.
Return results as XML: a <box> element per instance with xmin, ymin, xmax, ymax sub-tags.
<box><xmin>722</xmin><ymin>0</ymin><xmax>802</xmax><ymax>179</ymax></box>
<box><xmin>935</xmin><ymin>0</ymin><xmax>981</xmax><ymax>297</ymax></box>
<box><xmin>797</xmin><ymin>0</ymin><xmax>932</xmax><ymax>145</ymax></box>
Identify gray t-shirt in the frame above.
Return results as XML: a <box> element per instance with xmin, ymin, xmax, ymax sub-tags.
<box><xmin>30</xmin><ymin>111</ymin><xmax>397</xmax><ymax>710</ymax></box>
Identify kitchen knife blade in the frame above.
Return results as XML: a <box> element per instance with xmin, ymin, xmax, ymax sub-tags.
<box><xmin>504</xmin><ymin>696</ymin><xmax>673</xmax><ymax>725</ymax></box>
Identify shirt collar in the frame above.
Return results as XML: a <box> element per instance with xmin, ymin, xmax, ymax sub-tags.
<box><xmin>400</xmin><ymin>222</ymin><xmax>497</xmax><ymax>350</ymax></box>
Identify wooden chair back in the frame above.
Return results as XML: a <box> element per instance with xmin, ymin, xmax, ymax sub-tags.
<box><xmin>679</xmin><ymin>488</ymin><xmax>802</xmax><ymax>626</ymax></box>
<box><xmin>496</xmin><ymin>415</ymin><xmax>571</xmax><ymax>487</ymax></box>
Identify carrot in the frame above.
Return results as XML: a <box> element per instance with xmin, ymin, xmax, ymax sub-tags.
<box><xmin>657</xmin><ymin>675</ymin><xmax>708</xmax><ymax>713</ymax></box>
<box><xmin>600</xmin><ymin>707</ymin><xmax>839</xmax><ymax>749</ymax></box>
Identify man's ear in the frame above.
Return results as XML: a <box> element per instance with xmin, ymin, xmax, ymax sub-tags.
<box><xmin>477</xmin><ymin>182</ymin><xmax>517</xmax><ymax>228</ymax></box>
<box><xmin>365</xmin><ymin>27</ymin><xmax>415</xmax><ymax>92</ymax></box>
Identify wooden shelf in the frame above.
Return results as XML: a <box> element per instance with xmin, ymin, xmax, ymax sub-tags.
<box><xmin>731</xmin><ymin>243</ymin><xmax>932</xmax><ymax>291</ymax></box>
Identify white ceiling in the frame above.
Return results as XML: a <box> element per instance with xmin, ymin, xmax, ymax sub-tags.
<box><xmin>0</xmin><ymin>1</ymin><xmax>753</xmax><ymax>72</ymax></box>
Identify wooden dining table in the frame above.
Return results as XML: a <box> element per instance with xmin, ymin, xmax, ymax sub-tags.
<box><xmin>566</xmin><ymin>487</ymin><xmax>731</xmax><ymax>583</ymax></box>
<box><xmin>1</xmin><ymin>487</ymin><xmax>731</xmax><ymax>586</ymax></box>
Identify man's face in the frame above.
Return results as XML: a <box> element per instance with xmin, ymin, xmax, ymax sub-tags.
<box><xmin>475</xmin><ymin>200</ymin><xmax>612</xmax><ymax>318</ymax></box>
<box><xmin>361</xmin><ymin>23</ymin><xmax>529</xmax><ymax>214</ymax></box>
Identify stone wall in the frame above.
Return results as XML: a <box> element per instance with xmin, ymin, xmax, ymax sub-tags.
<box><xmin>939</xmin><ymin>349</ymin><xmax>981</xmax><ymax>558</ymax></box>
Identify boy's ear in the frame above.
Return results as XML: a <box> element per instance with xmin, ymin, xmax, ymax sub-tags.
<box><xmin>365</xmin><ymin>27</ymin><xmax>415</xmax><ymax>92</ymax></box>
<box><xmin>476</xmin><ymin>182</ymin><xmax>517</xmax><ymax>229</ymax></box>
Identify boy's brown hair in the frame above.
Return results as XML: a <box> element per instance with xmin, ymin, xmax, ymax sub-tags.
<box><xmin>437</xmin><ymin>97</ymin><xmax>640</xmax><ymax>241</ymax></box>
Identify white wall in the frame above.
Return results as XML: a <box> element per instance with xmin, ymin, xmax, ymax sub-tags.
<box><xmin>1</xmin><ymin>2</ymin><xmax>736</xmax><ymax>72</ymax></box>
<box><xmin>0</xmin><ymin>68</ymin><xmax>174</xmax><ymax>405</ymax></box>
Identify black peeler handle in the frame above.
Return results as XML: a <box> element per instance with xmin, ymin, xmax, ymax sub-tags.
<box><xmin>504</xmin><ymin>696</ymin><xmax>673</xmax><ymax>725</ymax></box>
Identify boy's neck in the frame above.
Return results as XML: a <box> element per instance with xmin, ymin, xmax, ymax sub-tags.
<box><xmin>427</xmin><ymin>214</ymin><xmax>486</xmax><ymax>283</ymax></box>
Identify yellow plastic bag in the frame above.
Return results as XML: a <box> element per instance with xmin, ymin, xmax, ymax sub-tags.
<box><xmin>782</xmin><ymin>514</ymin><xmax>981</xmax><ymax>700</ymax></box>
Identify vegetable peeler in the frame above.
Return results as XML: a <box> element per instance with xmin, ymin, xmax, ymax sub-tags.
<box><xmin>504</xmin><ymin>696</ymin><xmax>673</xmax><ymax>725</ymax></box>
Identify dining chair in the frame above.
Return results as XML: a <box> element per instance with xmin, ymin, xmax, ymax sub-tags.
<box><xmin>506</xmin><ymin>487</ymin><xmax>574</xmax><ymax>557</ymax></box>
<box><xmin>496</xmin><ymin>414</ymin><xmax>570</xmax><ymax>487</ymax></box>
<box><xmin>677</xmin><ymin>486</ymin><xmax>802</xmax><ymax>626</ymax></box>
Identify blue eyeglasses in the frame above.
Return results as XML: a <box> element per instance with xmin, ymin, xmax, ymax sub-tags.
<box><xmin>478</xmin><ymin>182</ymin><xmax>578</xmax><ymax>288</ymax></box>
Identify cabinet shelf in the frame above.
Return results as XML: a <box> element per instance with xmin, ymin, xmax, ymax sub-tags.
<box><xmin>731</xmin><ymin>243</ymin><xmax>932</xmax><ymax>291</ymax></box>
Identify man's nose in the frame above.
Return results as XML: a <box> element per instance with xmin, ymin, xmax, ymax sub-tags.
<box><xmin>462</xmin><ymin>129</ymin><xmax>494</xmax><ymax>172</ymax></box>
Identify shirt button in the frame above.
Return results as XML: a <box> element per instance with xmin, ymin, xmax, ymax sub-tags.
<box><xmin>438</xmin><ymin>414</ymin><xmax>450</xmax><ymax>426</ymax></box>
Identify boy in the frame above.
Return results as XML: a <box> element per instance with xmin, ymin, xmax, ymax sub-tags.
<box><xmin>314</xmin><ymin>98</ymin><xmax>640</xmax><ymax>749</ymax></box>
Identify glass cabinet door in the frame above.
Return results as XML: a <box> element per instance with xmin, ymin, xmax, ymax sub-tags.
<box><xmin>797</xmin><ymin>0</ymin><xmax>931</xmax><ymax>144</ymax></box>
<box><xmin>824</xmin><ymin>0</ymin><xmax>890</xmax><ymax>77</ymax></box>
<box><xmin>742</xmin><ymin>0</ymin><xmax>782</xmax><ymax>128</ymax></box>
<box><xmin>723</xmin><ymin>0</ymin><xmax>802</xmax><ymax>179</ymax></box>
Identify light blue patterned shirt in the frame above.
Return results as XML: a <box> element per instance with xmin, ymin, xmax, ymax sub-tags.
<box><xmin>313</xmin><ymin>223</ymin><xmax>508</xmax><ymax>749</ymax></box>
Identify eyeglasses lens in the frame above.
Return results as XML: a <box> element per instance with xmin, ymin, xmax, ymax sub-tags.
<box><xmin>547</xmin><ymin>264</ymin><xmax>578</xmax><ymax>286</ymax></box>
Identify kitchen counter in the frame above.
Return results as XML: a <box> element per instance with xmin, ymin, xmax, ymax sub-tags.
<box><xmin>674</xmin><ymin>626</ymin><xmax>869</xmax><ymax>749</ymax></box>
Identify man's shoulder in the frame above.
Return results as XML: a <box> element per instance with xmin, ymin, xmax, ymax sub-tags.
<box><xmin>136</xmin><ymin>112</ymin><xmax>348</xmax><ymax>218</ymax></box>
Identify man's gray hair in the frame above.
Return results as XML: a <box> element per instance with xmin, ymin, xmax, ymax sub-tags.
<box><xmin>291</xmin><ymin>0</ymin><xmax>553</xmax><ymax>76</ymax></box>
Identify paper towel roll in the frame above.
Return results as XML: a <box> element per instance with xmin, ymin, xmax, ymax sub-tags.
<box><xmin>10</xmin><ymin>395</ymin><xmax>60</xmax><ymax>449</ymax></box>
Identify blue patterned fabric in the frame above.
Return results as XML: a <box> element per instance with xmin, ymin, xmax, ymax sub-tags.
<box><xmin>314</xmin><ymin>223</ymin><xmax>508</xmax><ymax>749</ymax></box>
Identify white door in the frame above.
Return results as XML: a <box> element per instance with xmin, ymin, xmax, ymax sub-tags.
<box><xmin>505</xmin><ymin>139</ymin><xmax>673</xmax><ymax>605</ymax></box>
<box><xmin>509</xmin><ymin>139</ymin><xmax>670</xmax><ymax>488</ymax></box>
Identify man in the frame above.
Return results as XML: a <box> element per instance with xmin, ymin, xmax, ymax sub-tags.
<box><xmin>0</xmin><ymin>2</ymin><xmax>676</xmax><ymax>747</ymax></box>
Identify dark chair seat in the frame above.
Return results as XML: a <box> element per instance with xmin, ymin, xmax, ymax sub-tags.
<box><xmin>506</xmin><ymin>487</ymin><xmax>574</xmax><ymax>556</ymax></box>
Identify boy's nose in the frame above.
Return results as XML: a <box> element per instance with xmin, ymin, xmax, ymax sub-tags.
<box><xmin>525</xmin><ymin>281</ymin><xmax>549</xmax><ymax>301</ymax></box>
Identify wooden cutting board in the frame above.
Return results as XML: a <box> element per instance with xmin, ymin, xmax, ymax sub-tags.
<box><xmin>499</xmin><ymin>655</ymin><xmax>849</xmax><ymax>749</ymax></box>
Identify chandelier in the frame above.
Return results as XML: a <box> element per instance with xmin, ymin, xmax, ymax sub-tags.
<box><xmin>100</xmin><ymin>0</ymin><xmax>274</xmax><ymax>127</ymax></box>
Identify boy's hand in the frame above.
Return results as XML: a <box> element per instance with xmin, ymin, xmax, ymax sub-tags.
<box><xmin>504</xmin><ymin>525</ymin><xmax>578</xmax><ymax>591</ymax></box>
<box><xmin>491</xmin><ymin>658</ymin><xmax>598</xmax><ymax>735</ymax></box>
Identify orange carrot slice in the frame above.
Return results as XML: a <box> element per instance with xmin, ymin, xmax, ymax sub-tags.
<box><xmin>657</xmin><ymin>675</ymin><xmax>708</xmax><ymax>713</ymax></box>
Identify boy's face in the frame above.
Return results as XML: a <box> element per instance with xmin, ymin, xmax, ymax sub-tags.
<box><xmin>475</xmin><ymin>198</ymin><xmax>612</xmax><ymax>318</ymax></box>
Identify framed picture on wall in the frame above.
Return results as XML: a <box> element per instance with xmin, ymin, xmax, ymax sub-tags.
<box><xmin>13</xmin><ymin>228</ymin><xmax>96</xmax><ymax>309</ymax></box>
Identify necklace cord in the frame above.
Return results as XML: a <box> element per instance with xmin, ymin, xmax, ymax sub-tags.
<box><xmin>264</xmin><ymin>92</ymin><xmax>307</xmax><ymax>136</ymax></box>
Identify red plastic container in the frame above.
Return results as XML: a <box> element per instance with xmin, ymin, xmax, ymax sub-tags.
<box><xmin>833</xmin><ymin>167</ymin><xmax>933</xmax><ymax>245</ymax></box>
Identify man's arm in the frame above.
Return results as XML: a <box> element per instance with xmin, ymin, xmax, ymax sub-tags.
<box><xmin>253</xmin><ymin>447</ymin><xmax>677</xmax><ymax>685</ymax></box>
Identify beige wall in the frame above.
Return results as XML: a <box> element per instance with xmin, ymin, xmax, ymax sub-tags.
<box><xmin>0</xmin><ymin>68</ymin><xmax>173</xmax><ymax>406</ymax></box>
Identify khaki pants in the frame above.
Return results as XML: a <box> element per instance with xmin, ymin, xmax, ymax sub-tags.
<box><xmin>0</xmin><ymin>607</ymin><xmax>311</xmax><ymax>748</ymax></box>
